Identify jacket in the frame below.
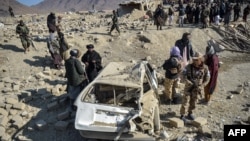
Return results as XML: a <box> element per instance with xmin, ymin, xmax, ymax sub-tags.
<box><xmin>47</xmin><ymin>14</ymin><xmax>56</xmax><ymax>31</ymax></box>
<box><xmin>175</xmin><ymin>39</ymin><xmax>194</xmax><ymax>61</ymax></box>
<box><xmin>162</xmin><ymin>56</ymin><xmax>182</xmax><ymax>79</ymax></box>
<box><xmin>65</xmin><ymin>57</ymin><xmax>85</xmax><ymax>86</ymax></box>
<box><xmin>183</xmin><ymin>63</ymin><xmax>210</xmax><ymax>90</ymax></box>
<box><xmin>16</xmin><ymin>24</ymin><xmax>29</xmax><ymax>36</ymax></box>
<box><xmin>81</xmin><ymin>50</ymin><xmax>102</xmax><ymax>72</ymax></box>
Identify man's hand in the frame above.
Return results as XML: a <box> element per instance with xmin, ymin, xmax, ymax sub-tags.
<box><xmin>191</xmin><ymin>79</ymin><xmax>198</xmax><ymax>87</ymax></box>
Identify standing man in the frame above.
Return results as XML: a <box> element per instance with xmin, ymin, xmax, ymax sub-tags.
<box><xmin>162</xmin><ymin>46</ymin><xmax>183</xmax><ymax>104</ymax></box>
<box><xmin>243</xmin><ymin>4</ymin><xmax>250</xmax><ymax>22</ymax></box>
<box><xmin>214</xmin><ymin>3</ymin><xmax>221</xmax><ymax>25</ymax></box>
<box><xmin>194</xmin><ymin>4</ymin><xmax>201</xmax><ymax>25</ymax></box>
<box><xmin>154</xmin><ymin>4</ymin><xmax>165</xmax><ymax>30</ymax></box>
<box><xmin>65</xmin><ymin>49</ymin><xmax>87</xmax><ymax>111</ymax></box>
<box><xmin>224</xmin><ymin>2</ymin><xmax>233</xmax><ymax>26</ymax></box>
<box><xmin>203</xmin><ymin>45</ymin><xmax>219</xmax><ymax>105</ymax></box>
<box><xmin>168</xmin><ymin>4</ymin><xmax>175</xmax><ymax>26</ymax></box>
<box><xmin>175</xmin><ymin>32</ymin><xmax>194</xmax><ymax>66</ymax></box>
<box><xmin>81</xmin><ymin>44</ymin><xmax>103</xmax><ymax>82</ymax></box>
<box><xmin>180</xmin><ymin>52</ymin><xmax>210</xmax><ymax>120</ymax></box>
<box><xmin>233</xmin><ymin>3</ymin><xmax>241</xmax><ymax>22</ymax></box>
<box><xmin>201</xmin><ymin>4</ymin><xmax>210</xmax><ymax>28</ymax></box>
<box><xmin>109</xmin><ymin>10</ymin><xmax>120</xmax><ymax>35</ymax></box>
<box><xmin>16</xmin><ymin>20</ymin><xmax>31</xmax><ymax>53</ymax></box>
<box><xmin>178</xmin><ymin>4</ymin><xmax>186</xmax><ymax>27</ymax></box>
<box><xmin>47</xmin><ymin>12</ymin><xmax>57</xmax><ymax>40</ymax></box>
<box><xmin>9</xmin><ymin>6</ymin><xmax>15</xmax><ymax>17</ymax></box>
<box><xmin>185</xmin><ymin>3</ymin><xmax>192</xmax><ymax>23</ymax></box>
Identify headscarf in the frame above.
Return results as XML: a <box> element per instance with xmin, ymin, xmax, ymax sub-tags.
<box><xmin>170</xmin><ymin>46</ymin><xmax>182</xmax><ymax>59</ymax></box>
<box><xmin>206</xmin><ymin>45</ymin><xmax>215</xmax><ymax>55</ymax></box>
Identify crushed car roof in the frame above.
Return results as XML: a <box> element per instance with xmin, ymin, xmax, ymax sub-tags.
<box><xmin>93</xmin><ymin>62</ymin><xmax>145</xmax><ymax>88</ymax></box>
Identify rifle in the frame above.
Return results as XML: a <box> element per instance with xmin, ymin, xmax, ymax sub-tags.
<box><xmin>188</xmin><ymin>80</ymin><xmax>203</xmax><ymax>99</ymax></box>
<box><xmin>20</xmin><ymin>34</ymin><xmax>38</xmax><ymax>51</ymax></box>
<box><xmin>82</xmin><ymin>64</ymin><xmax>89</xmax><ymax>84</ymax></box>
<box><xmin>28</xmin><ymin>37</ymin><xmax>38</xmax><ymax>51</ymax></box>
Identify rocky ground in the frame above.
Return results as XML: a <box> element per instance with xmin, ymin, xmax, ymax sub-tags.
<box><xmin>0</xmin><ymin>9</ymin><xmax>250</xmax><ymax>141</ymax></box>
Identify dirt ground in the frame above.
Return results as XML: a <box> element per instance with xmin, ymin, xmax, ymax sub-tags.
<box><xmin>0</xmin><ymin>11</ymin><xmax>250</xmax><ymax>141</ymax></box>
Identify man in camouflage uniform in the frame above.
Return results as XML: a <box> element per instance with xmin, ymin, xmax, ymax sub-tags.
<box><xmin>180</xmin><ymin>52</ymin><xmax>210</xmax><ymax>121</ymax></box>
<box><xmin>109</xmin><ymin>10</ymin><xmax>120</xmax><ymax>35</ymax></box>
<box><xmin>201</xmin><ymin>4</ymin><xmax>210</xmax><ymax>28</ymax></box>
<box><xmin>16</xmin><ymin>20</ymin><xmax>31</xmax><ymax>53</ymax></box>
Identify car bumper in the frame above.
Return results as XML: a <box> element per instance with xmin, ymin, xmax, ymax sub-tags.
<box><xmin>79</xmin><ymin>130</ymin><xmax>156</xmax><ymax>141</ymax></box>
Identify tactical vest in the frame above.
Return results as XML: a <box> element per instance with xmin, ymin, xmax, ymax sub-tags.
<box><xmin>186</xmin><ymin>64</ymin><xmax>208</xmax><ymax>85</ymax></box>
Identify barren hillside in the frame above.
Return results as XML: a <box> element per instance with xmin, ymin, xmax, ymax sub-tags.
<box><xmin>33</xmin><ymin>0</ymin><xmax>125</xmax><ymax>13</ymax></box>
<box><xmin>0</xmin><ymin>0</ymin><xmax>41</xmax><ymax>16</ymax></box>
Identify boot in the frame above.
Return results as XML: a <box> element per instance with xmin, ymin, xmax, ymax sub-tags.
<box><xmin>187</xmin><ymin>113</ymin><xmax>195</xmax><ymax>120</ymax></box>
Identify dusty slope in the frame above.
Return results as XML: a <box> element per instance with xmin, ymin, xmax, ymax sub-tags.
<box><xmin>0</xmin><ymin>11</ymin><xmax>250</xmax><ymax>141</ymax></box>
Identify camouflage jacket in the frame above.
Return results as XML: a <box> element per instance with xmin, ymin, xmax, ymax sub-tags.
<box><xmin>16</xmin><ymin>24</ymin><xmax>29</xmax><ymax>36</ymax></box>
<box><xmin>183</xmin><ymin>63</ymin><xmax>210</xmax><ymax>89</ymax></box>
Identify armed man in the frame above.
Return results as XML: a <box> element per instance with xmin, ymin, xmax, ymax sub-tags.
<box><xmin>180</xmin><ymin>52</ymin><xmax>210</xmax><ymax>121</ymax></box>
<box><xmin>16</xmin><ymin>20</ymin><xmax>31</xmax><ymax>53</ymax></box>
<box><xmin>109</xmin><ymin>10</ymin><xmax>120</xmax><ymax>36</ymax></box>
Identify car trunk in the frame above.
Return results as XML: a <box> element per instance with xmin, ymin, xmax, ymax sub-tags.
<box><xmin>75</xmin><ymin>102</ymin><xmax>134</xmax><ymax>132</ymax></box>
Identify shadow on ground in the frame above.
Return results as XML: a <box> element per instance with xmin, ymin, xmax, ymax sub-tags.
<box><xmin>23</xmin><ymin>56</ymin><xmax>54</xmax><ymax>68</ymax></box>
<box><xmin>0</xmin><ymin>44</ymin><xmax>24</xmax><ymax>52</ymax></box>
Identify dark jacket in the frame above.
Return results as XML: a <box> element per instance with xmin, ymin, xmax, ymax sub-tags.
<box><xmin>179</xmin><ymin>6</ymin><xmax>185</xmax><ymax>16</ymax></box>
<box><xmin>47</xmin><ymin>13</ymin><xmax>56</xmax><ymax>32</ymax></box>
<box><xmin>162</xmin><ymin>56</ymin><xmax>182</xmax><ymax>79</ymax></box>
<box><xmin>154</xmin><ymin>7</ymin><xmax>164</xmax><ymax>18</ymax></box>
<box><xmin>65</xmin><ymin>57</ymin><xmax>85</xmax><ymax>86</ymax></box>
<box><xmin>81</xmin><ymin>50</ymin><xmax>102</xmax><ymax>72</ymax></box>
<box><xmin>175</xmin><ymin>39</ymin><xmax>194</xmax><ymax>61</ymax></box>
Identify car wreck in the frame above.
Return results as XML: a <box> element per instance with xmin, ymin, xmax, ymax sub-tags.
<box><xmin>74</xmin><ymin>61</ymin><xmax>161</xmax><ymax>140</ymax></box>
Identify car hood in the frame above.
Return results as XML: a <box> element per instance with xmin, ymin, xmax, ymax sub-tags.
<box><xmin>75</xmin><ymin>102</ymin><xmax>136</xmax><ymax>132</ymax></box>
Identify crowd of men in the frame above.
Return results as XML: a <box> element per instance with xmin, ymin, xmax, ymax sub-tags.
<box><xmin>12</xmin><ymin>0</ymin><xmax>247</xmax><ymax>121</ymax></box>
<box><xmin>153</xmin><ymin>0</ymin><xmax>250</xmax><ymax>29</ymax></box>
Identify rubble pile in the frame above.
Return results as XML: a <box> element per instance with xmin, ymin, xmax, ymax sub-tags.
<box><xmin>211</xmin><ymin>23</ymin><xmax>250</xmax><ymax>53</ymax></box>
<box><xmin>0</xmin><ymin>66</ymin><xmax>75</xmax><ymax>140</ymax></box>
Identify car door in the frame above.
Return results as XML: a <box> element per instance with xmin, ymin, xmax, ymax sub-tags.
<box><xmin>143</xmin><ymin>62</ymin><xmax>159</xmax><ymax>101</ymax></box>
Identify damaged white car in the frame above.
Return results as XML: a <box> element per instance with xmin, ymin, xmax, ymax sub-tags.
<box><xmin>74</xmin><ymin>61</ymin><xmax>161</xmax><ymax>141</ymax></box>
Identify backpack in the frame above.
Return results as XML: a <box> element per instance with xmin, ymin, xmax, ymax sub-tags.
<box><xmin>169</xmin><ymin>57</ymin><xmax>181</xmax><ymax>74</ymax></box>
